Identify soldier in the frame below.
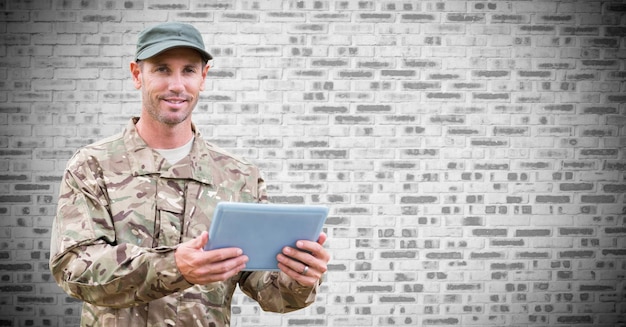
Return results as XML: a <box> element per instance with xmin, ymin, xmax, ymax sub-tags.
<box><xmin>50</xmin><ymin>22</ymin><xmax>330</xmax><ymax>327</ymax></box>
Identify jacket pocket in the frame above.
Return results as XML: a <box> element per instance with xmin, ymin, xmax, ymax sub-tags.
<box><xmin>154</xmin><ymin>178</ymin><xmax>185</xmax><ymax>247</ymax></box>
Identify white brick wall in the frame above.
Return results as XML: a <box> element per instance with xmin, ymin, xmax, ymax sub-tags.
<box><xmin>0</xmin><ymin>0</ymin><xmax>625</xmax><ymax>326</ymax></box>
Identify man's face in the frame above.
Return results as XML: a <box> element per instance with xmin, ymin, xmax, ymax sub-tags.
<box><xmin>131</xmin><ymin>47</ymin><xmax>209</xmax><ymax>126</ymax></box>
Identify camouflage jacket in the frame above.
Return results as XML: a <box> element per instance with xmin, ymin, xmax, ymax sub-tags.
<box><xmin>50</xmin><ymin>118</ymin><xmax>318</xmax><ymax>326</ymax></box>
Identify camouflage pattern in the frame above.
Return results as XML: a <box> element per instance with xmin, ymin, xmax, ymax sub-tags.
<box><xmin>50</xmin><ymin>118</ymin><xmax>318</xmax><ymax>327</ymax></box>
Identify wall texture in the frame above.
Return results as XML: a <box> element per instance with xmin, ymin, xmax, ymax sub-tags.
<box><xmin>1</xmin><ymin>0</ymin><xmax>625</xmax><ymax>326</ymax></box>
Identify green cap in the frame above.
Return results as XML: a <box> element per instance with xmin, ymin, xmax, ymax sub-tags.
<box><xmin>135</xmin><ymin>22</ymin><xmax>213</xmax><ymax>62</ymax></box>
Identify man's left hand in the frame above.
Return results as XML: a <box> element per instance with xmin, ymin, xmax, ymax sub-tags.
<box><xmin>276</xmin><ymin>232</ymin><xmax>330</xmax><ymax>287</ymax></box>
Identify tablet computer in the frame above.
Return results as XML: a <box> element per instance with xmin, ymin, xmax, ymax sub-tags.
<box><xmin>203</xmin><ymin>202</ymin><xmax>328</xmax><ymax>271</ymax></box>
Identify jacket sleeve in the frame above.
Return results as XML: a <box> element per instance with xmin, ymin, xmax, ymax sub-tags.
<box><xmin>49</xmin><ymin>153</ymin><xmax>193</xmax><ymax>308</ymax></box>
<box><xmin>238</xmin><ymin>271</ymin><xmax>319</xmax><ymax>313</ymax></box>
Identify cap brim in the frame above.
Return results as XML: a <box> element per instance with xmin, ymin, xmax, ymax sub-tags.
<box><xmin>136</xmin><ymin>40</ymin><xmax>213</xmax><ymax>62</ymax></box>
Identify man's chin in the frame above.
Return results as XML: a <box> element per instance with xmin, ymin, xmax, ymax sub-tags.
<box><xmin>157</xmin><ymin>113</ymin><xmax>191</xmax><ymax>126</ymax></box>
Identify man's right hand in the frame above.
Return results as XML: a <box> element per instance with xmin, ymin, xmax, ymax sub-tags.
<box><xmin>174</xmin><ymin>231</ymin><xmax>248</xmax><ymax>284</ymax></box>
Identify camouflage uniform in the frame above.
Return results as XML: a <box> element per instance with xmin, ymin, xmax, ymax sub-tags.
<box><xmin>50</xmin><ymin>118</ymin><xmax>318</xmax><ymax>327</ymax></box>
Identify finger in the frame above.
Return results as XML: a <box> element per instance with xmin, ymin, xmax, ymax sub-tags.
<box><xmin>204</xmin><ymin>247</ymin><xmax>245</xmax><ymax>264</ymax></box>
<box><xmin>294</xmin><ymin>240</ymin><xmax>330</xmax><ymax>263</ymax></box>
<box><xmin>209</xmin><ymin>262</ymin><xmax>248</xmax><ymax>281</ymax></box>
<box><xmin>277</xmin><ymin>262</ymin><xmax>318</xmax><ymax>287</ymax></box>
<box><xmin>178</xmin><ymin>249</ymin><xmax>248</xmax><ymax>284</ymax></box>
<box><xmin>204</xmin><ymin>254</ymin><xmax>248</xmax><ymax>274</ymax></box>
<box><xmin>277</xmin><ymin>251</ymin><xmax>325</xmax><ymax>279</ymax></box>
<box><xmin>283</xmin><ymin>244</ymin><xmax>327</xmax><ymax>268</ymax></box>
<box><xmin>191</xmin><ymin>259</ymin><xmax>248</xmax><ymax>285</ymax></box>
<box><xmin>295</xmin><ymin>239</ymin><xmax>322</xmax><ymax>254</ymax></box>
<box><xmin>181</xmin><ymin>246</ymin><xmax>245</xmax><ymax>272</ymax></box>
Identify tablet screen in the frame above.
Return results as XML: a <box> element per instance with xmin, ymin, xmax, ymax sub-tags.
<box><xmin>203</xmin><ymin>202</ymin><xmax>328</xmax><ymax>271</ymax></box>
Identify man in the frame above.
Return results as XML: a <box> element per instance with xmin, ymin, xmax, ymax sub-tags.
<box><xmin>50</xmin><ymin>22</ymin><xmax>330</xmax><ymax>327</ymax></box>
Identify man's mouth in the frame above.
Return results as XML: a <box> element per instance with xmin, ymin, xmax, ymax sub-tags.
<box><xmin>164</xmin><ymin>98</ymin><xmax>186</xmax><ymax>104</ymax></box>
<box><xmin>161</xmin><ymin>96</ymin><xmax>190</xmax><ymax>107</ymax></box>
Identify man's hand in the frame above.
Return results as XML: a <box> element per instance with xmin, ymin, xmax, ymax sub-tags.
<box><xmin>276</xmin><ymin>232</ymin><xmax>330</xmax><ymax>287</ymax></box>
<box><xmin>175</xmin><ymin>231</ymin><xmax>248</xmax><ymax>285</ymax></box>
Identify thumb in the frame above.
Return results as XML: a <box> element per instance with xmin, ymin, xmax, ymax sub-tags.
<box><xmin>317</xmin><ymin>232</ymin><xmax>328</xmax><ymax>246</ymax></box>
<box><xmin>187</xmin><ymin>231</ymin><xmax>209</xmax><ymax>250</ymax></box>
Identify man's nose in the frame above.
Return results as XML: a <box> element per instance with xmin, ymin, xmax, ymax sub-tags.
<box><xmin>168</xmin><ymin>73</ymin><xmax>185</xmax><ymax>93</ymax></box>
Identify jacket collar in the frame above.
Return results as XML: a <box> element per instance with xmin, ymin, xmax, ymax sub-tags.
<box><xmin>123</xmin><ymin>117</ymin><xmax>214</xmax><ymax>185</ymax></box>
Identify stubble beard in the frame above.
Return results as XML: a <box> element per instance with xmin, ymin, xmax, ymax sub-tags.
<box><xmin>144</xmin><ymin>93</ymin><xmax>196</xmax><ymax>126</ymax></box>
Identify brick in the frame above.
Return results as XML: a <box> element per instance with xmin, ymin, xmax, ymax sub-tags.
<box><xmin>602</xmin><ymin>184</ymin><xmax>626</xmax><ymax>193</ymax></box>
<box><xmin>381</xmin><ymin>70</ymin><xmax>417</xmax><ymax>78</ymax></box>
<box><xmin>399</xmin><ymin>196</ymin><xmax>438</xmax><ymax>204</ymax></box>
<box><xmin>470</xmin><ymin>251</ymin><xmax>504</xmax><ymax>259</ymax></box>
<box><xmin>400</xmin><ymin>13</ymin><xmax>436</xmax><ymax>22</ymax></box>
<box><xmin>559</xmin><ymin>183</ymin><xmax>594</xmax><ymax>191</ymax></box>
<box><xmin>473</xmin><ymin>162</ymin><xmax>509</xmax><ymax>170</ymax></box>
<box><xmin>0</xmin><ymin>195</ymin><xmax>31</xmax><ymax>203</ymax></box>
<box><xmin>446</xmin><ymin>13</ymin><xmax>485</xmax><ymax>23</ymax></box>
<box><xmin>80</xmin><ymin>12</ymin><xmax>121</xmax><ymax>22</ymax></box>
<box><xmin>516</xmin><ymin>251</ymin><xmax>550</xmax><ymax>259</ymax></box>
<box><xmin>535</xmin><ymin>195</ymin><xmax>570</xmax><ymax>203</ymax></box>
<box><xmin>379</xmin><ymin>295</ymin><xmax>415</xmax><ymax>303</ymax></box>
<box><xmin>425</xmin><ymin>92</ymin><xmax>463</xmax><ymax>100</ymax></box>
<box><xmin>470</xmin><ymin>138</ymin><xmax>508</xmax><ymax>147</ymax></box>
<box><xmin>286</xmin><ymin>318</ymin><xmax>326</xmax><ymax>326</ymax></box>
<box><xmin>491</xmin><ymin>239</ymin><xmax>525</xmax><ymax>247</ymax></box>
<box><xmin>357</xmin><ymin>13</ymin><xmax>394</xmax><ymax>22</ymax></box>
<box><xmin>333</xmin><ymin>46</ymin><xmax>373</xmax><ymax>57</ymax></box>
<box><xmin>559</xmin><ymin>251</ymin><xmax>595</xmax><ymax>259</ymax></box>
<box><xmin>601</xmin><ymin>249</ymin><xmax>626</xmax><ymax>257</ymax></box>
<box><xmin>580</xmin><ymin>195</ymin><xmax>615</xmax><ymax>204</ymax></box>
<box><xmin>556</xmin><ymin>316</ymin><xmax>594</xmax><ymax>324</ymax></box>
<box><xmin>473</xmin><ymin>229</ymin><xmax>507</xmax><ymax>237</ymax></box>
<box><xmin>581</xmin><ymin>59</ymin><xmax>619</xmax><ymax>69</ymax></box>
<box><xmin>219</xmin><ymin>12</ymin><xmax>258</xmax><ymax>22</ymax></box>
<box><xmin>401</xmin><ymin>149</ymin><xmax>439</xmax><ymax>158</ymax></box>
<box><xmin>491</xmin><ymin>14</ymin><xmax>529</xmax><ymax>24</ymax></box>
<box><xmin>0</xmin><ymin>174</ymin><xmax>29</xmax><ymax>181</ymax></box>
<box><xmin>0</xmin><ymin>263</ymin><xmax>33</xmax><ymax>271</ymax></box>
<box><xmin>515</xmin><ymin>229</ymin><xmax>551</xmax><ymax>237</ymax></box>
<box><xmin>355</xmin><ymin>104</ymin><xmax>392</xmax><ymax>113</ymax></box>
<box><xmin>537</xmin><ymin>14</ymin><xmax>574</xmax><ymax>23</ymax></box>
<box><xmin>309</xmin><ymin>150</ymin><xmax>347</xmax><ymax>159</ymax></box>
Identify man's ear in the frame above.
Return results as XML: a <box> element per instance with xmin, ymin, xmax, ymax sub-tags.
<box><xmin>200</xmin><ymin>63</ymin><xmax>210</xmax><ymax>91</ymax></box>
<box><xmin>130</xmin><ymin>61</ymin><xmax>142</xmax><ymax>89</ymax></box>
